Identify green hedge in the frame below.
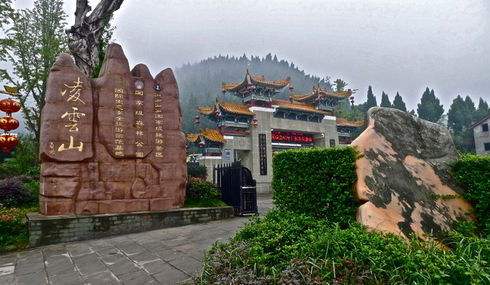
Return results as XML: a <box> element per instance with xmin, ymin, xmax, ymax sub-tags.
<box><xmin>272</xmin><ymin>147</ymin><xmax>358</xmax><ymax>223</ymax></box>
<box><xmin>451</xmin><ymin>154</ymin><xmax>490</xmax><ymax>237</ymax></box>
<box><xmin>198</xmin><ymin>211</ymin><xmax>490</xmax><ymax>284</ymax></box>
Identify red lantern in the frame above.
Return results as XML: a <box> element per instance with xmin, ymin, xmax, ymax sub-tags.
<box><xmin>0</xmin><ymin>134</ymin><xmax>18</xmax><ymax>153</ymax></box>
<box><xmin>0</xmin><ymin>98</ymin><xmax>21</xmax><ymax>115</ymax></box>
<box><xmin>0</xmin><ymin>116</ymin><xmax>19</xmax><ymax>131</ymax></box>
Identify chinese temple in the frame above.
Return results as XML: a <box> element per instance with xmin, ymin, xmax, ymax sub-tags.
<box><xmin>188</xmin><ymin>70</ymin><xmax>362</xmax><ymax>193</ymax></box>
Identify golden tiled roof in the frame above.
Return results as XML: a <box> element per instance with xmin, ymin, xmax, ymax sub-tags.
<box><xmin>222</xmin><ymin>70</ymin><xmax>290</xmax><ymax>92</ymax></box>
<box><xmin>197</xmin><ymin>106</ymin><xmax>214</xmax><ymax>116</ymax></box>
<box><xmin>186</xmin><ymin>133</ymin><xmax>200</xmax><ymax>143</ymax></box>
<box><xmin>291</xmin><ymin>87</ymin><xmax>352</xmax><ymax>103</ymax></box>
<box><xmin>186</xmin><ymin>129</ymin><xmax>226</xmax><ymax>144</ymax></box>
<box><xmin>197</xmin><ymin>102</ymin><xmax>254</xmax><ymax>116</ymax></box>
<box><xmin>336</xmin><ymin>118</ymin><xmax>365</xmax><ymax>127</ymax></box>
<box><xmin>219</xmin><ymin>101</ymin><xmax>254</xmax><ymax>116</ymax></box>
<box><xmin>272</xmin><ymin>99</ymin><xmax>327</xmax><ymax>115</ymax></box>
<box><xmin>201</xmin><ymin>129</ymin><xmax>225</xmax><ymax>143</ymax></box>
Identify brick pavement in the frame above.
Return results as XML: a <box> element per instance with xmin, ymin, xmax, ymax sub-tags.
<box><xmin>0</xmin><ymin>195</ymin><xmax>273</xmax><ymax>285</ymax></box>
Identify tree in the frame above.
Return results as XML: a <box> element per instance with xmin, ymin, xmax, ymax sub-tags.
<box><xmin>448</xmin><ymin>95</ymin><xmax>476</xmax><ymax>152</ymax></box>
<box><xmin>67</xmin><ymin>0</ymin><xmax>124</xmax><ymax>76</ymax></box>
<box><xmin>380</xmin><ymin>92</ymin><xmax>392</xmax><ymax>108</ymax></box>
<box><xmin>417</xmin><ymin>87</ymin><xmax>444</xmax><ymax>122</ymax></box>
<box><xmin>448</xmin><ymin>95</ymin><xmax>467</xmax><ymax>133</ymax></box>
<box><xmin>334</xmin><ymin>78</ymin><xmax>348</xmax><ymax>92</ymax></box>
<box><xmin>360</xmin><ymin>85</ymin><xmax>377</xmax><ymax>113</ymax></box>
<box><xmin>392</xmin><ymin>92</ymin><xmax>407</xmax><ymax>111</ymax></box>
<box><xmin>0</xmin><ymin>0</ymin><xmax>12</xmax><ymax>59</ymax></box>
<box><xmin>475</xmin><ymin>98</ymin><xmax>489</xmax><ymax>121</ymax></box>
<box><xmin>0</xmin><ymin>0</ymin><xmax>67</xmax><ymax>143</ymax></box>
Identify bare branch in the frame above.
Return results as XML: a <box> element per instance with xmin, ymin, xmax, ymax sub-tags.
<box><xmin>67</xmin><ymin>0</ymin><xmax>124</xmax><ymax>76</ymax></box>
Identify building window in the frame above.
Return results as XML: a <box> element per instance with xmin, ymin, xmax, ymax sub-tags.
<box><xmin>485</xmin><ymin>143</ymin><xmax>490</xmax><ymax>151</ymax></box>
<box><xmin>329</xmin><ymin>139</ymin><xmax>336</xmax><ymax>147</ymax></box>
<box><xmin>482</xmin><ymin>123</ymin><xmax>489</xmax><ymax>132</ymax></box>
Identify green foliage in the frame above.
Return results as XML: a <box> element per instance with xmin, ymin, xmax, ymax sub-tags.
<box><xmin>0</xmin><ymin>135</ymin><xmax>40</xmax><ymax>179</ymax></box>
<box><xmin>272</xmin><ymin>147</ymin><xmax>358</xmax><ymax>223</ymax></box>
<box><xmin>359</xmin><ymin>85</ymin><xmax>377</xmax><ymax>113</ymax></box>
<box><xmin>198</xmin><ymin>211</ymin><xmax>490</xmax><ymax>284</ymax></box>
<box><xmin>0</xmin><ymin>206</ymin><xmax>37</xmax><ymax>253</ymax></box>
<box><xmin>476</xmin><ymin>98</ymin><xmax>489</xmax><ymax>121</ymax></box>
<box><xmin>187</xmin><ymin>178</ymin><xmax>220</xmax><ymax>200</ymax></box>
<box><xmin>392</xmin><ymin>92</ymin><xmax>407</xmax><ymax>111</ymax></box>
<box><xmin>417</xmin><ymin>87</ymin><xmax>444</xmax><ymax>123</ymax></box>
<box><xmin>379</xmin><ymin>91</ymin><xmax>392</xmax><ymax>107</ymax></box>
<box><xmin>185</xmin><ymin>178</ymin><xmax>224</xmax><ymax>208</ymax></box>
<box><xmin>451</xmin><ymin>154</ymin><xmax>490</xmax><ymax>237</ymax></box>
<box><xmin>0</xmin><ymin>0</ymin><xmax>67</xmax><ymax>141</ymax></box>
<box><xmin>333</xmin><ymin>78</ymin><xmax>348</xmax><ymax>91</ymax></box>
<box><xmin>187</xmin><ymin>162</ymin><xmax>207</xmax><ymax>179</ymax></box>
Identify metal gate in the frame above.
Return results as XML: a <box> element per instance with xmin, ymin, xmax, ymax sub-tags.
<box><xmin>213</xmin><ymin>162</ymin><xmax>258</xmax><ymax>216</ymax></box>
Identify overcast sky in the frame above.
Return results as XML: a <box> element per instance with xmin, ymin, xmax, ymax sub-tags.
<box><xmin>13</xmin><ymin>0</ymin><xmax>490</xmax><ymax>110</ymax></box>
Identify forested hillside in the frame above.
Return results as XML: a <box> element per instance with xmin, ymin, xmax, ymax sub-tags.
<box><xmin>174</xmin><ymin>54</ymin><xmax>332</xmax><ymax>132</ymax></box>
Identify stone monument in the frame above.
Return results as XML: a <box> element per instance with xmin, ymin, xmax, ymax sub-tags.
<box><xmin>39</xmin><ymin>43</ymin><xmax>187</xmax><ymax>215</ymax></box>
<box><xmin>352</xmin><ymin>107</ymin><xmax>472</xmax><ymax>239</ymax></box>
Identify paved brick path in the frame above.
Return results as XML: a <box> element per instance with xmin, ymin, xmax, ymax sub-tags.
<box><xmin>0</xmin><ymin>196</ymin><xmax>273</xmax><ymax>285</ymax></box>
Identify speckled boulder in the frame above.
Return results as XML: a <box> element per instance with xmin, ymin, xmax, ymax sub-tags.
<box><xmin>352</xmin><ymin>107</ymin><xmax>472</xmax><ymax>239</ymax></box>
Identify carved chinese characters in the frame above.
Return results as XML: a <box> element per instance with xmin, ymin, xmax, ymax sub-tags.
<box><xmin>41</xmin><ymin>54</ymin><xmax>93</xmax><ymax>161</ymax></box>
<box><xmin>39</xmin><ymin>44</ymin><xmax>187</xmax><ymax>216</ymax></box>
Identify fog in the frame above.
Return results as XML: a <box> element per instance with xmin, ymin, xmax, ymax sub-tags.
<box><xmin>12</xmin><ymin>0</ymin><xmax>490</xmax><ymax>109</ymax></box>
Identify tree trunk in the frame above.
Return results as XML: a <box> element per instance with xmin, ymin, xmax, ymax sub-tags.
<box><xmin>66</xmin><ymin>0</ymin><xmax>124</xmax><ymax>76</ymax></box>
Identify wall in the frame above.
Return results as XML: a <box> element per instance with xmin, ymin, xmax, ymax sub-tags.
<box><xmin>474</xmin><ymin>118</ymin><xmax>490</xmax><ymax>154</ymax></box>
<box><xmin>28</xmin><ymin>206</ymin><xmax>234</xmax><ymax>247</ymax></box>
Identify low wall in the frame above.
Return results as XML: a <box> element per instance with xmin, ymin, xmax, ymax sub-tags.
<box><xmin>27</xmin><ymin>206</ymin><xmax>234</xmax><ymax>247</ymax></box>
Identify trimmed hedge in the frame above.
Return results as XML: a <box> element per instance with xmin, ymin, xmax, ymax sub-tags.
<box><xmin>272</xmin><ymin>147</ymin><xmax>358</xmax><ymax>223</ymax></box>
<box><xmin>451</xmin><ymin>154</ymin><xmax>490</xmax><ymax>236</ymax></box>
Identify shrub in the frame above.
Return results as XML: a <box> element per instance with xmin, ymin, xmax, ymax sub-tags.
<box><xmin>272</xmin><ymin>147</ymin><xmax>358</xmax><ymax>223</ymax></box>
<box><xmin>187</xmin><ymin>162</ymin><xmax>207</xmax><ymax>179</ymax></box>
<box><xmin>198</xmin><ymin>211</ymin><xmax>490</xmax><ymax>284</ymax></box>
<box><xmin>186</xmin><ymin>178</ymin><xmax>220</xmax><ymax>200</ymax></box>
<box><xmin>185</xmin><ymin>178</ymin><xmax>225</xmax><ymax>207</ymax></box>
<box><xmin>0</xmin><ymin>135</ymin><xmax>39</xmax><ymax>179</ymax></box>
<box><xmin>451</xmin><ymin>154</ymin><xmax>490</xmax><ymax>236</ymax></box>
<box><xmin>0</xmin><ymin>206</ymin><xmax>37</xmax><ymax>252</ymax></box>
<box><xmin>0</xmin><ymin>177</ymin><xmax>35</xmax><ymax>208</ymax></box>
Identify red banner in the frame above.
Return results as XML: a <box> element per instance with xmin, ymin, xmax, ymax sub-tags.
<box><xmin>271</xmin><ymin>131</ymin><xmax>314</xmax><ymax>143</ymax></box>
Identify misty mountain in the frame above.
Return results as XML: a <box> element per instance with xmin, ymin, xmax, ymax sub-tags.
<box><xmin>174</xmin><ymin>54</ymin><xmax>333</xmax><ymax>133</ymax></box>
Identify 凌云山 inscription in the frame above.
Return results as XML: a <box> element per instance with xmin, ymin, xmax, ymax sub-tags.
<box><xmin>39</xmin><ymin>44</ymin><xmax>187</xmax><ymax>216</ymax></box>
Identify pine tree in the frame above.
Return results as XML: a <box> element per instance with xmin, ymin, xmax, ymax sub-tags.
<box><xmin>417</xmin><ymin>87</ymin><xmax>444</xmax><ymax>122</ymax></box>
<box><xmin>448</xmin><ymin>95</ymin><xmax>477</xmax><ymax>151</ymax></box>
<box><xmin>392</xmin><ymin>92</ymin><xmax>407</xmax><ymax>111</ymax></box>
<box><xmin>360</xmin><ymin>86</ymin><xmax>377</xmax><ymax>112</ymax></box>
<box><xmin>447</xmin><ymin>95</ymin><xmax>467</xmax><ymax>133</ymax></box>
<box><xmin>380</xmin><ymin>92</ymin><xmax>392</xmax><ymax>108</ymax></box>
<box><xmin>475</xmin><ymin>98</ymin><xmax>489</xmax><ymax>121</ymax></box>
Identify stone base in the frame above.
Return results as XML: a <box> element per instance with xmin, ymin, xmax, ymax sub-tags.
<box><xmin>27</xmin><ymin>206</ymin><xmax>234</xmax><ymax>247</ymax></box>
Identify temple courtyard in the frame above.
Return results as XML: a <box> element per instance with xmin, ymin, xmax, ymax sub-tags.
<box><xmin>0</xmin><ymin>196</ymin><xmax>273</xmax><ymax>285</ymax></box>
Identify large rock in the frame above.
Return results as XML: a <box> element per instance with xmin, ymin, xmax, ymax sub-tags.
<box><xmin>39</xmin><ymin>44</ymin><xmax>187</xmax><ymax>216</ymax></box>
<box><xmin>352</xmin><ymin>107</ymin><xmax>472</xmax><ymax>239</ymax></box>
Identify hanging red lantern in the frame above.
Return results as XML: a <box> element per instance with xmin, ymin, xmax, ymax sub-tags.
<box><xmin>0</xmin><ymin>98</ymin><xmax>21</xmax><ymax>115</ymax></box>
<box><xmin>0</xmin><ymin>134</ymin><xmax>18</xmax><ymax>153</ymax></box>
<box><xmin>0</xmin><ymin>116</ymin><xmax>19</xmax><ymax>131</ymax></box>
